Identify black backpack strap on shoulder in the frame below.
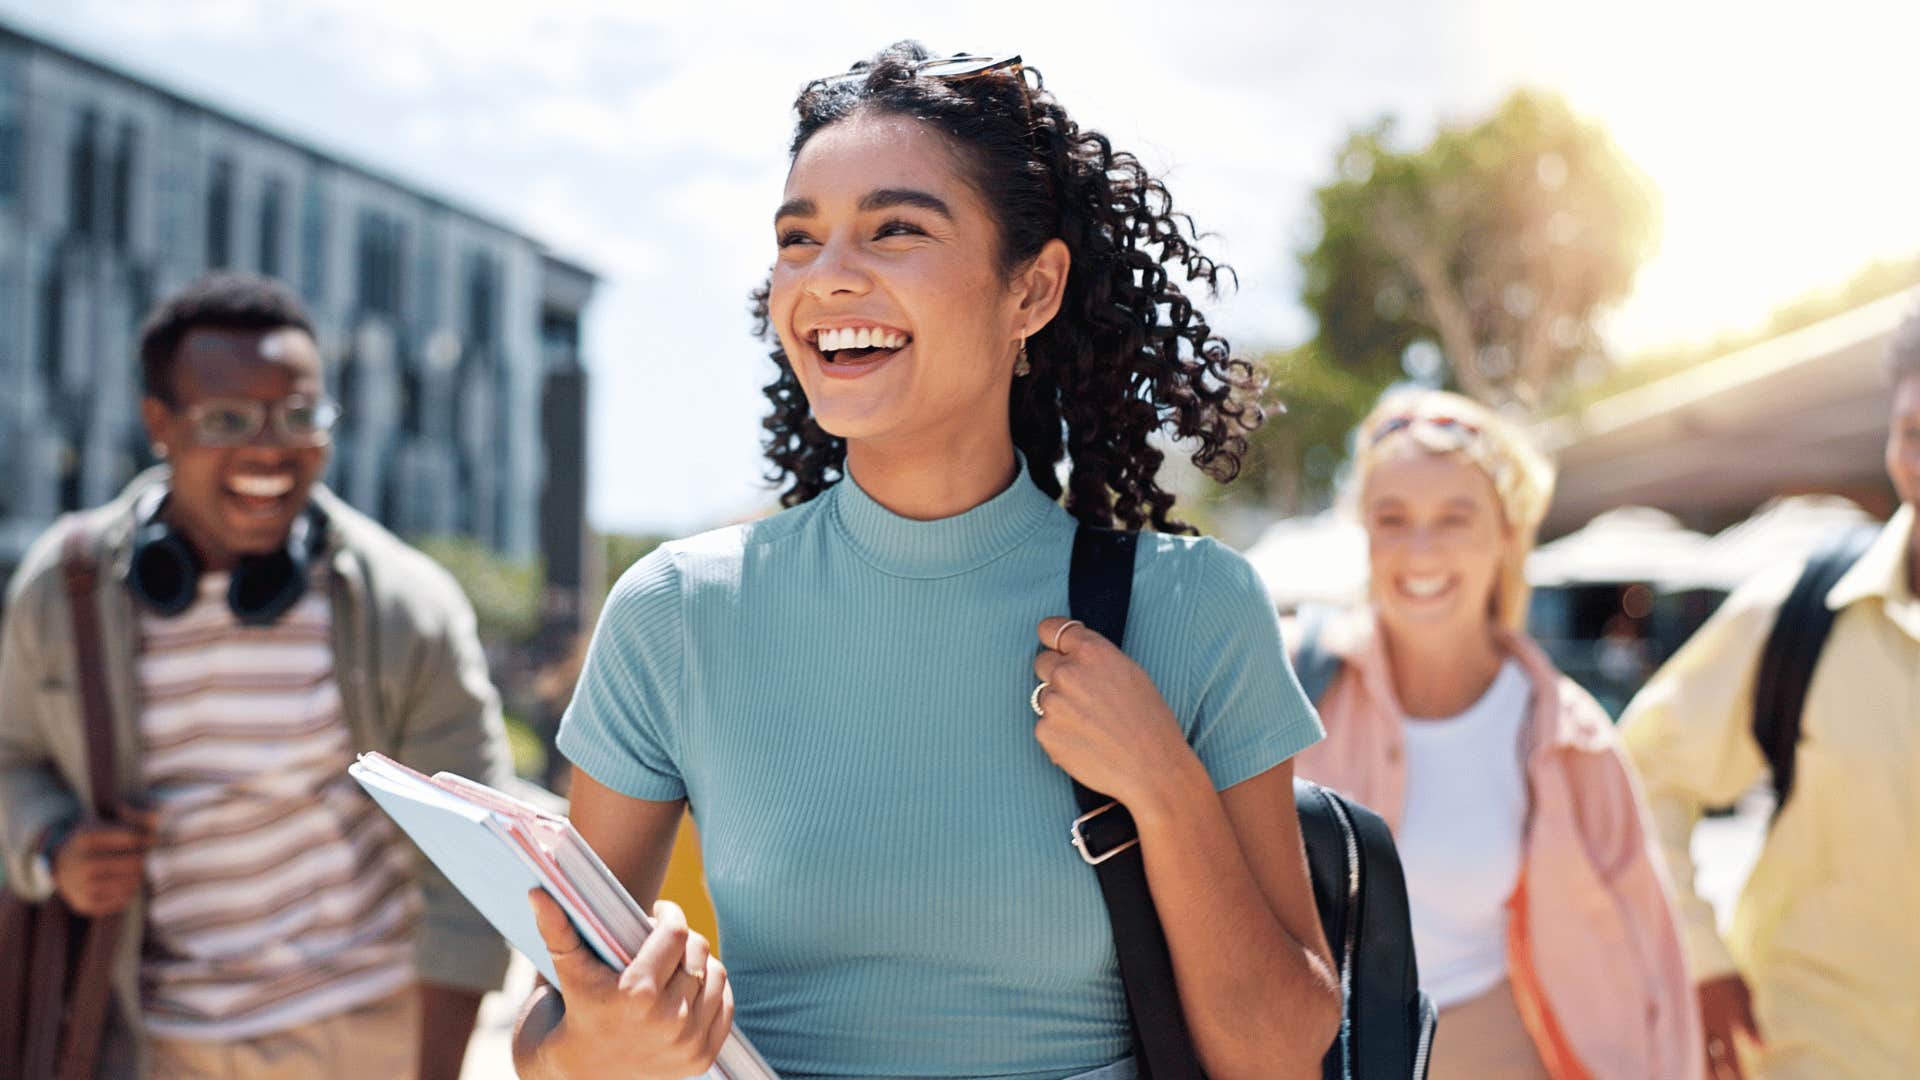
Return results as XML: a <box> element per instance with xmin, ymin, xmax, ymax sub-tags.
<box><xmin>1291</xmin><ymin>605</ymin><xmax>1344</xmax><ymax>706</ymax></box>
<box><xmin>1752</xmin><ymin>525</ymin><xmax>1878</xmax><ymax>820</ymax></box>
<box><xmin>1066</xmin><ymin>525</ymin><xmax>1205</xmax><ymax>1080</ymax></box>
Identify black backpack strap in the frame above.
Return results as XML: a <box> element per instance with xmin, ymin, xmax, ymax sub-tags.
<box><xmin>1067</xmin><ymin>526</ymin><xmax>1205</xmax><ymax>1080</ymax></box>
<box><xmin>1751</xmin><ymin>525</ymin><xmax>1878</xmax><ymax>819</ymax></box>
<box><xmin>1295</xmin><ymin>779</ymin><xmax>1434</xmax><ymax>1080</ymax></box>
<box><xmin>1291</xmin><ymin>606</ymin><xmax>1345</xmax><ymax>706</ymax></box>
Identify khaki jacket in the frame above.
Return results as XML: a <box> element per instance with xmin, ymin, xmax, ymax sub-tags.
<box><xmin>0</xmin><ymin>469</ymin><xmax>513</xmax><ymax>1077</ymax></box>
<box><xmin>1293</xmin><ymin>614</ymin><xmax>1702</xmax><ymax>1080</ymax></box>
<box><xmin>1622</xmin><ymin>505</ymin><xmax>1920</xmax><ymax>1080</ymax></box>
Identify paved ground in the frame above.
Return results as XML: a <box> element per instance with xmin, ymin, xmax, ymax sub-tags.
<box><xmin>458</xmin><ymin>793</ymin><xmax>1773</xmax><ymax>1078</ymax></box>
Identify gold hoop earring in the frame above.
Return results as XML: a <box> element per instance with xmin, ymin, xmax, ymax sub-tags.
<box><xmin>1013</xmin><ymin>339</ymin><xmax>1031</xmax><ymax>377</ymax></box>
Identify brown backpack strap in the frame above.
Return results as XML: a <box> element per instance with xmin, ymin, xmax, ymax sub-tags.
<box><xmin>55</xmin><ymin>523</ymin><xmax>126</xmax><ymax>1080</ymax></box>
<box><xmin>60</xmin><ymin>527</ymin><xmax>119</xmax><ymax>819</ymax></box>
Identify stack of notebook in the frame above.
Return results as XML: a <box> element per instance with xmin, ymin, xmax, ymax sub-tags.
<box><xmin>348</xmin><ymin>751</ymin><xmax>778</xmax><ymax>1080</ymax></box>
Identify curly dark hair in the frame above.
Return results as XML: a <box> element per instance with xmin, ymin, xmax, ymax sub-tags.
<box><xmin>751</xmin><ymin>42</ymin><xmax>1264</xmax><ymax>533</ymax></box>
<box><xmin>139</xmin><ymin>271</ymin><xmax>316</xmax><ymax>406</ymax></box>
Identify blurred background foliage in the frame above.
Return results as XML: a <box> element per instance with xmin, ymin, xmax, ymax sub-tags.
<box><xmin>414</xmin><ymin>535</ymin><xmax>543</xmax><ymax>646</ymax></box>
<box><xmin>1234</xmin><ymin>88</ymin><xmax>1659</xmax><ymax>515</ymax></box>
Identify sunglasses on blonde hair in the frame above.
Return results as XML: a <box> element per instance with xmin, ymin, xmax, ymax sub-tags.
<box><xmin>1368</xmin><ymin>412</ymin><xmax>1481</xmax><ymax>445</ymax></box>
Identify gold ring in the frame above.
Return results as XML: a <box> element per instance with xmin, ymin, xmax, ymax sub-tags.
<box><xmin>1051</xmin><ymin>619</ymin><xmax>1083</xmax><ymax>652</ymax></box>
<box><xmin>1030</xmin><ymin>681</ymin><xmax>1050</xmax><ymax>717</ymax></box>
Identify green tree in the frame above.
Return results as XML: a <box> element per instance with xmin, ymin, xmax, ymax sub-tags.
<box><xmin>1230</xmin><ymin>342</ymin><xmax>1380</xmax><ymax>514</ymax></box>
<box><xmin>1238</xmin><ymin>89</ymin><xmax>1657</xmax><ymax>513</ymax></box>
<box><xmin>1305</xmin><ymin>89</ymin><xmax>1657</xmax><ymax>409</ymax></box>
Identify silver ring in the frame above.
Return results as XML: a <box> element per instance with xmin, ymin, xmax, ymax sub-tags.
<box><xmin>1030</xmin><ymin>681</ymin><xmax>1050</xmax><ymax>717</ymax></box>
<box><xmin>1051</xmin><ymin>619</ymin><xmax>1084</xmax><ymax>652</ymax></box>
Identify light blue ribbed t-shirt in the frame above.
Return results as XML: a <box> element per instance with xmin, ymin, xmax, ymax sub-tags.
<box><xmin>558</xmin><ymin>466</ymin><xmax>1323</xmax><ymax>1080</ymax></box>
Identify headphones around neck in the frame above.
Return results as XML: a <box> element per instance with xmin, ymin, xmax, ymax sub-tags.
<box><xmin>127</xmin><ymin>486</ymin><xmax>330</xmax><ymax>626</ymax></box>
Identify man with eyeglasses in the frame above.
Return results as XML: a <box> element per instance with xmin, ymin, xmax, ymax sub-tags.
<box><xmin>0</xmin><ymin>273</ymin><xmax>512</xmax><ymax>1079</ymax></box>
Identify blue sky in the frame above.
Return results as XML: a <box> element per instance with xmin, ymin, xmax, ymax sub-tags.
<box><xmin>4</xmin><ymin>0</ymin><xmax>1913</xmax><ymax>536</ymax></box>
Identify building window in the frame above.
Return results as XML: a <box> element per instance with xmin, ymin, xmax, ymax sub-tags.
<box><xmin>0</xmin><ymin>51</ymin><xmax>23</xmax><ymax>208</ymax></box>
<box><xmin>415</xmin><ymin>221</ymin><xmax>442</xmax><ymax>329</ymax></box>
<box><xmin>37</xmin><ymin>267</ymin><xmax>64</xmax><ymax>388</ymax></box>
<box><xmin>259</xmin><ymin>176</ymin><xmax>285</xmax><ymax>277</ymax></box>
<box><xmin>206</xmin><ymin>157</ymin><xmax>235</xmax><ymax>269</ymax></box>
<box><xmin>110</xmin><ymin>120</ymin><xmax>138</xmax><ymax>250</ymax></box>
<box><xmin>300</xmin><ymin>178</ymin><xmax>327</xmax><ymax>303</ymax></box>
<box><xmin>541</xmin><ymin>307</ymin><xmax>581</xmax><ymax>371</ymax></box>
<box><xmin>464</xmin><ymin>250</ymin><xmax>498</xmax><ymax>349</ymax></box>
<box><xmin>69</xmin><ymin>108</ymin><xmax>100</xmax><ymax>238</ymax></box>
<box><xmin>356</xmin><ymin>209</ymin><xmax>406</xmax><ymax>317</ymax></box>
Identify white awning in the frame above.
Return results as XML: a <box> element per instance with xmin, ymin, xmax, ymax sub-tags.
<box><xmin>1526</xmin><ymin>506</ymin><xmax>1712</xmax><ymax>588</ymax></box>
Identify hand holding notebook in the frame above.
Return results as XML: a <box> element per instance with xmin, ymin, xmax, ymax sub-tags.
<box><xmin>525</xmin><ymin>886</ymin><xmax>736</xmax><ymax>1077</ymax></box>
<box><xmin>347</xmin><ymin>752</ymin><xmax>778</xmax><ymax>1080</ymax></box>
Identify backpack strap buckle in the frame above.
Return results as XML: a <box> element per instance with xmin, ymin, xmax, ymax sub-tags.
<box><xmin>1069</xmin><ymin>801</ymin><xmax>1139</xmax><ymax>866</ymax></box>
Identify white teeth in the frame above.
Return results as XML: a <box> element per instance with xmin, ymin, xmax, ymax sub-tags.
<box><xmin>1401</xmin><ymin>576</ymin><xmax>1450</xmax><ymax>599</ymax></box>
<box><xmin>229</xmin><ymin>475</ymin><xmax>294</xmax><ymax>498</ymax></box>
<box><xmin>813</xmin><ymin>327</ymin><xmax>908</xmax><ymax>353</ymax></box>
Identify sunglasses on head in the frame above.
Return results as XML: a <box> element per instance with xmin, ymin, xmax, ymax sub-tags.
<box><xmin>815</xmin><ymin>52</ymin><xmax>1023</xmax><ymax>86</ymax></box>
<box><xmin>1369</xmin><ymin>412</ymin><xmax>1481</xmax><ymax>444</ymax></box>
<box><xmin>177</xmin><ymin>394</ymin><xmax>340</xmax><ymax>448</ymax></box>
<box><xmin>813</xmin><ymin>53</ymin><xmax>1030</xmax><ymax>115</ymax></box>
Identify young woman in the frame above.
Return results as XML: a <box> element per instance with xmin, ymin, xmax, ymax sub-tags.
<box><xmin>1290</xmin><ymin>389</ymin><xmax>1701</xmax><ymax>1080</ymax></box>
<box><xmin>512</xmin><ymin>44</ymin><xmax>1338</xmax><ymax>1080</ymax></box>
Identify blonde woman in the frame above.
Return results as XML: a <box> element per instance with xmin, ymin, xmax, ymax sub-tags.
<box><xmin>1291</xmin><ymin>389</ymin><xmax>1701</xmax><ymax>1080</ymax></box>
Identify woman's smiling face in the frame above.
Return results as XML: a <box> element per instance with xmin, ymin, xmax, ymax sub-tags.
<box><xmin>768</xmin><ymin>111</ymin><xmax>1032</xmax><ymax>449</ymax></box>
<box><xmin>1362</xmin><ymin>439</ymin><xmax>1512</xmax><ymax>637</ymax></box>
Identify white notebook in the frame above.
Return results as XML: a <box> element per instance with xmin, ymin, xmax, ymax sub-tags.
<box><xmin>348</xmin><ymin>751</ymin><xmax>779</xmax><ymax>1080</ymax></box>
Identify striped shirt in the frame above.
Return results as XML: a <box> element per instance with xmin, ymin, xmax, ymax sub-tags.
<box><xmin>137</xmin><ymin>570</ymin><xmax>419</xmax><ymax>1041</ymax></box>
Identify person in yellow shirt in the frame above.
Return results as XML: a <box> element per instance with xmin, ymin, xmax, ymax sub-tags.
<box><xmin>1621</xmin><ymin>309</ymin><xmax>1920</xmax><ymax>1080</ymax></box>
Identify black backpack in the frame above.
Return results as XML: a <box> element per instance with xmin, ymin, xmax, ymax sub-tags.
<box><xmin>1294</xmin><ymin>779</ymin><xmax>1437</xmax><ymax>1080</ymax></box>
<box><xmin>1067</xmin><ymin>529</ymin><xmax>1434</xmax><ymax>1079</ymax></box>
<box><xmin>1751</xmin><ymin>526</ymin><xmax>1879</xmax><ymax>819</ymax></box>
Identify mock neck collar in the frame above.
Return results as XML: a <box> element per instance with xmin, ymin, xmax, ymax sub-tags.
<box><xmin>828</xmin><ymin>456</ymin><xmax>1060</xmax><ymax>579</ymax></box>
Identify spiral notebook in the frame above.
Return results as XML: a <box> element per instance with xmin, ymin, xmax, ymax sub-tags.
<box><xmin>348</xmin><ymin>752</ymin><xmax>778</xmax><ymax>1080</ymax></box>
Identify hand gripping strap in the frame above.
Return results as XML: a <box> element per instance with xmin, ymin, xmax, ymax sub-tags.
<box><xmin>1067</xmin><ymin>526</ymin><xmax>1205</xmax><ymax>1080</ymax></box>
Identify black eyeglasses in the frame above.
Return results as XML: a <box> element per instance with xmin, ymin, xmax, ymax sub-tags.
<box><xmin>177</xmin><ymin>394</ymin><xmax>340</xmax><ymax>448</ymax></box>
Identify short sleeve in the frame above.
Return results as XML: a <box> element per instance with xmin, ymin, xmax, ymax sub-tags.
<box><xmin>1182</xmin><ymin>541</ymin><xmax>1325</xmax><ymax>790</ymax></box>
<box><xmin>556</xmin><ymin>548</ymin><xmax>687</xmax><ymax>801</ymax></box>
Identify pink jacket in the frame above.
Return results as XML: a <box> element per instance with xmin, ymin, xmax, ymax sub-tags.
<box><xmin>1291</xmin><ymin>611</ymin><xmax>1702</xmax><ymax>1080</ymax></box>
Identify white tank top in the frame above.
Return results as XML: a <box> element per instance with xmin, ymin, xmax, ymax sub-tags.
<box><xmin>1395</xmin><ymin>659</ymin><xmax>1532</xmax><ymax>1009</ymax></box>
